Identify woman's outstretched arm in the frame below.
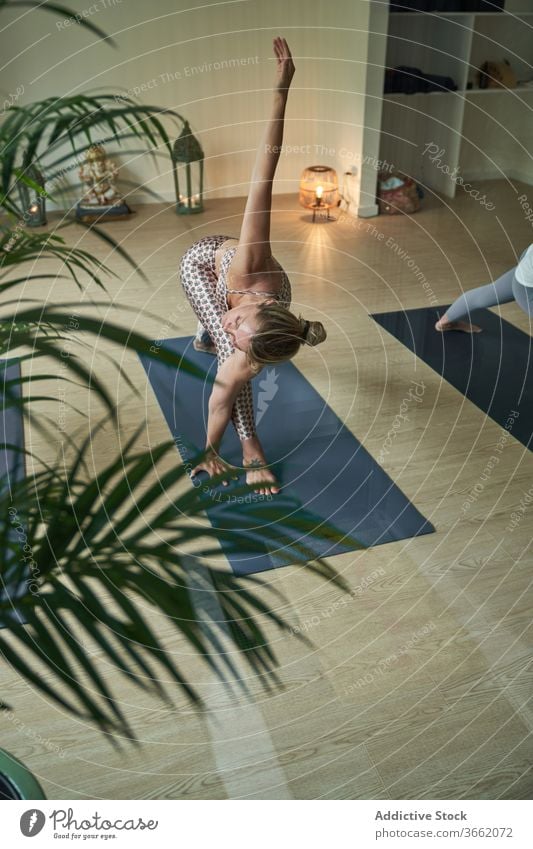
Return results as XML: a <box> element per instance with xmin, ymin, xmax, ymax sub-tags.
<box><xmin>233</xmin><ymin>37</ymin><xmax>295</xmax><ymax>269</ymax></box>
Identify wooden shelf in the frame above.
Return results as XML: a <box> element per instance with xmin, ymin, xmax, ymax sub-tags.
<box><xmin>380</xmin><ymin>5</ymin><xmax>533</xmax><ymax>198</ymax></box>
<box><xmin>384</xmin><ymin>86</ymin><xmax>533</xmax><ymax>96</ymax></box>
<box><xmin>466</xmin><ymin>85</ymin><xmax>533</xmax><ymax>93</ymax></box>
<box><xmin>389</xmin><ymin>10</ymin><xmax>533</xmax><ymax>15</ymax></box>
<box><xmin>384</xmin><ymin>90</ymin><xmax>458</xmax><ymax>97</ymax></box>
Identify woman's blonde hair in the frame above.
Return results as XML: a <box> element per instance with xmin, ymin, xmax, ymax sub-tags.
<box><xmin>247</xmin><ymin>303</ymin><xmax>327</xmax><ymax>372</ymax></box>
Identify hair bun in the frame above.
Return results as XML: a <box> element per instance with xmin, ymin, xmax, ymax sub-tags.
<box><xmin>301</xmin><ymin>319</ymin><xmax>327</xmax><ymax>347</ymax></box>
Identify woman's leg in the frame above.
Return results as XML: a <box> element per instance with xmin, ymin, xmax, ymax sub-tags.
<box><xmin>180</xmin><ymin>235</ymin><xmax>257</xmax><ymax>441</ymax></box>
<box><xmin>181</xmin><ymin>236</ymin><xmax>226</xmax><ymax>350</ymax></box>
<box><xmin>436</xmin><ymin>266</ymin><xmax>517</xmax><ymax>332</ymax></box>
<box><xmin>512</xmin><ymin>276</ymin><xmax>533</xmax><ymax>322</ymax></box>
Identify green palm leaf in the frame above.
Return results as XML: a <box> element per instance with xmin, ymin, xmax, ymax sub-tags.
<box><xmin>0</xmin><ymin>1</ymin><xmax>118</xmax><ymax>45</ymax></box>
<box><xmin>0</xmin><ymin>423</ymin><xmax>352</xmax><ymax>737</ymax></box>
<box><xmin>0</xmin><ymin>304</ymin><xmax>211</xmax><ymax>433</ymax></box>
<box><xmin>1</xmin><ymin>94</ymin><xmax>185</xmax><ymax>285</ymax></box>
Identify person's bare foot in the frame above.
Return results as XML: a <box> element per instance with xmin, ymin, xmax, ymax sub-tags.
<box><xmin>193</xmin><ymin>338</ymin><xmax>217</xmax><ymax>355</ymax></box>
<box><xmin>435</xmin><ymin>315</ymin><xmax>482</xmax><ymax>334</ymax></box>
<box><xmin>243</xmin><ymin>459</ymin><xmax>280</xmax><ymax>495</ymax></box>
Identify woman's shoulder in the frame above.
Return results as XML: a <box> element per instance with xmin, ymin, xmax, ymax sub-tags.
<box><xmin>215</xmin><ymin>238</ymin><xmax>240</xmax><ymax>278</ymax></box>
<box><xmin>218</xmin><ymin>347</ymin><xmax>255</xmax><ymax>382</ymax></box>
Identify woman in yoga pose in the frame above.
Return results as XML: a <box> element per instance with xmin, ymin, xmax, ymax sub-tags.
<box><xmin>435</xmin><ymin>244</ymin><xmax>533</xmax><ymax>333</ymax></box>
<box><xmin>180</xmin><ymin>37</ymin><xmax>326</xmax><ymax>496</ymax></box>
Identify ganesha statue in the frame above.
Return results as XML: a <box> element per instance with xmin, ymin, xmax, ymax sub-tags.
<box><xmin>76</xmin><ymin>144</ymin><xmax>133</xmax><ymax>222</ymax></box>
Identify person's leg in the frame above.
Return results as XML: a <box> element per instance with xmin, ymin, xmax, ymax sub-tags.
<box><xmin>180</xmin><ymin>235</ymin><xmax>229</xmax><ymax>353</ymax></box>
<box><xmin>436</xmin><ymin>266</ymin><xmax>516</xmax><ymax>332</ymax></box>
<box><xmin>180</xmin><ymin>234</ymin><xmax>258</xmax><ymax>442</ymax></box>
<box><xmin>512</xmin><ymin>276</ymin><xmax>533</xmax><ymax>323</ymax></box>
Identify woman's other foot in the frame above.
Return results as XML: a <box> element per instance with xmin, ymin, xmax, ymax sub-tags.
<box><xmin>243</xmin><ymin>458</ymin><xmax>280</xmax><ymax>495</ymax></box>
<box><xmin>435</xmin><ymin>315</ymin><xmax>482</xmax><ymax>333</ymax></box>
<box><xmin>193</xmin><ymin>338</ymin><xmax>217</xmax><ymax>355</ymax></box>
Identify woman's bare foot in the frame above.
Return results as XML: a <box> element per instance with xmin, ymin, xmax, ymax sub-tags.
<box><xmin>435</xmin><ymin>315</ymin><xmax>482</xmax><ymax>334</ymax></box>
<box><xmin>193</xmin><ymin>338</ymin><xmax>217</xmax><ymax>355</ymax></box>
<box><xmin>243</xmin><ymin>459</ymin><xmax>280</xmax><ymax>495</ymax></box>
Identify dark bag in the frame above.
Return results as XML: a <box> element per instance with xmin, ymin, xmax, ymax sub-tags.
<box><xmin>422</xmin><ymin>71</ymin><xmax>458</xmax><ymax>93</ymax></box>
<box><xmin>384</xmin><ymin>66</ymin><xmax>457</xmax><ymax>94</ymax></box>
<box><xmin>390</xmin><ymin>1</ymin><xmax>432</xmax><ymax>9</ymax></box>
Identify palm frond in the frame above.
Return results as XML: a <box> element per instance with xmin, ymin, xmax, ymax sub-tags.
<box><xmin>0</xmin><ymin>227</ymin><xmax>113</xmax><ymax>291</ymax></box>
<box><xmin>4</xmin><ymin>307</ymin><xmax>209</xmax><ymax>381</ymax></box>
<box><xmin>76</xmin><ymin>220</ymin><xmax>150</xmax><ymax>284</ymax></box>
<box><xmin>0</xmin><ymin>425</ymin><xmax>352</xmax><ymax>737</ymax></box>
<box><xmin>1</xmin><ymin>96</ymin><xmax>182</xmax><ymax>203</ymax></box>
<box><xmin>0</xmin><ymin>304</ymin><xmax>210</xmax><ymax>437</ymax></box>
<box><xmin>0</xmin><ymin>1</ymin><xmax>118</xmax><ymax>45</ymax></box>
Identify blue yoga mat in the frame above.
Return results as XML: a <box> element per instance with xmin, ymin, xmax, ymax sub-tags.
<box><xmin>139</xmin><ymin>338</ymin><xmax>434</xmax><ymax>575</ymax></box>
<box><xmin>372</xmin><ymin>307</ymin><xmax>533</xmax><ymax>451</ymax></box>
<box><xmin>1</xmin><ymin>361</ymin><xmax>25</xmax><ymax>490</ymax></box>
<box><xmin>1</xmin><ymin>360</ymin><xmax>27</xmax><ymax>628</ymax></box>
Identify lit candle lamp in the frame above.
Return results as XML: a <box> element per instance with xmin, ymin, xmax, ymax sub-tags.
<box><xmin>17</xmin><ymin>165</ymin><xmax>47</xmax><ymax>226</ymax></box>
<box><xmin>299</xmin><ymin>166</ymin><xmax>338</xmax><ymax>223</ymax></box>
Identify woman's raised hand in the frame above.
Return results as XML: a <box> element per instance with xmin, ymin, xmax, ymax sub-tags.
<box><xmin>191</xmin><ymin>450</ymin><xmax>238</xmax><ymax>487</ymax></box>
<box><xmin>273</xmin><ymin>36</ymin><xmax>295</xmax><ymax>93</ymax></box>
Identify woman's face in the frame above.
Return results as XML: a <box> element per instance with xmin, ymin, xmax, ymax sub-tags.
<box><xmin>222</xmin><ymin>299</ymin><xmax>274</xmax><ymax>351</ymax></box>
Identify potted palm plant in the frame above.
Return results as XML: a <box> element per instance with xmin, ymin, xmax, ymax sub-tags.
<box><xmin>0</xmin><ymin>0</ymin><xmax>355</xmax><ymax>799</ymax></box>
<box><xmin>0</xmin><ymin>748</ymin><xmax>45</xmax><ymax>799</ymax></box>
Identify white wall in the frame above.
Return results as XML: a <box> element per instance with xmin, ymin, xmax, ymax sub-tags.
<box><xmin>0</xmin><ymin>0</ymin><xmax>382</xmax><ymax>215</ymax></box>
<box><xmin>459</xmin><ymin>91</ymin><xmax>533</xmax><ymax>186</ymax></box>
<box><xmin>358</xmin><ymin>0</ymin><xmax>388</xmax><ymax>216</ymax></box>
<box><xmin>459</xmin><ymin>9</ymin><xmax>533</xmax><ymax>186</ymax></box>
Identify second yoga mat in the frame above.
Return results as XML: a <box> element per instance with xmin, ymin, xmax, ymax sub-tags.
<box><xmin>1</xmin><ymin>360</ymin><xmax>27</xmax><ymax>628</ymax></box>
<box><xmin>372</xmin><ymin>306</ymin><xmax>532</xmax><ymax>451</ymax></box>
<box><xmin>140</xmin><ymin>338</ymin><xmax>434</xmax><ymax>575</ymax></box>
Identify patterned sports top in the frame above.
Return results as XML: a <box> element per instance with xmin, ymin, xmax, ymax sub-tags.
<box><xmin>218</xmin><ymin>245</ymin><xmax>291</xmax><ymax>310</ymax></box>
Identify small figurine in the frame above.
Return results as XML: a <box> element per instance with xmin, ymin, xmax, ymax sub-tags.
<box><xmin>76</xmin><ymin>144</ymin><xmax>133</xmax><ymax>222</ymax></box>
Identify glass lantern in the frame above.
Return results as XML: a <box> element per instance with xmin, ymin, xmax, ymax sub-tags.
<box><xmin>172</xmin><ymin>120</ymin><xmax>204</xmax><ymax>215</ymax></box>
<box><xmin>299</xmin><ymin>165</ymin><xmax>338</xmax><ymax>222</ymax></box>
<box><xmin>17</xmin><ymin>164</ymin><xmax>47</xmax><ymax>227</ymax></box>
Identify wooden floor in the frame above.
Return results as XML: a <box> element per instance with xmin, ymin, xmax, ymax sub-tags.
<box><xmin>2</xmin><ymin>181</ymin><xmax>532</xmax><ymax>799</ymax></box>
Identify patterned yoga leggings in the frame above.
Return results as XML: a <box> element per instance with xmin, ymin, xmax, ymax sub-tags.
<box><xmin>179</xmin><ymin>234</ymin><xmax>256</xmax><ymax>441</ymax></box>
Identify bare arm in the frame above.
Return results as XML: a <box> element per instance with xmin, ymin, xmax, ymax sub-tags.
<box><xmin>205</xmin><ymin>352</ymin><xmax>254</xmax><ymax>452</ymax></box>
<box><xmin>191</xmin><ymin>351</ymin><xmax>254</xmax><ymax>485</ymax></box>
<box><xmin>232</xmin><ymin>37</ymin><xmax>295</xmax><ymax>271</ymax></box>
<box><xmin>206</xmin><ymin>351</ymin><xmax>253</xmax><ymax>451</ymax></box>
